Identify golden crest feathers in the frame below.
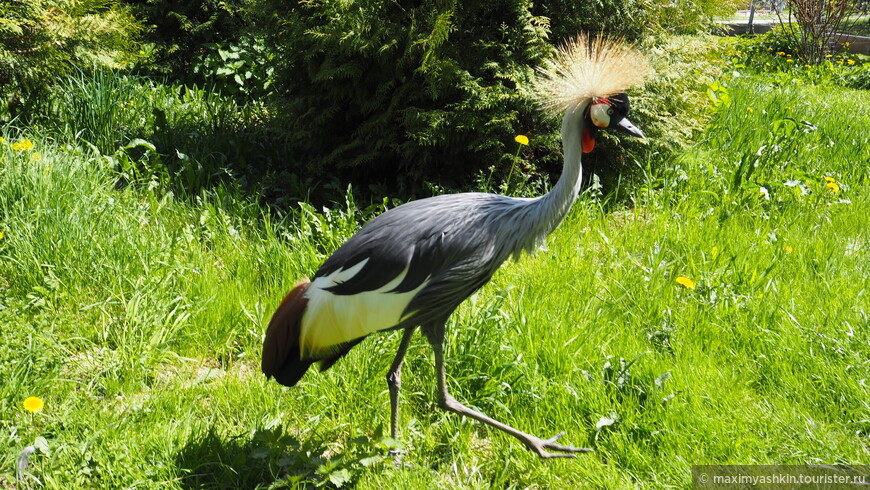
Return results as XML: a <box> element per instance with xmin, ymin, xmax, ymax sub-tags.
<box><xmin>534</xmin><ymin>33</ymin><xmax>651</xmax><ymax>114</ymax></box>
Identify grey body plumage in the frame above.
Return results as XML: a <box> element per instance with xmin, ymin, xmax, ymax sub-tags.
<box><xmin>318</xmin><ymin>191</ymin><xmax>573</xmax><ymax>321</ymax></box>
<box><xmin>261</xmin><ymin>34</ymin><xmax>649</xmax><ymax>458</ymax></box>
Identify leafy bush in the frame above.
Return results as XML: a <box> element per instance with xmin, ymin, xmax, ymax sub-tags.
<box><xmin>192</xmin><ymin>37</ymin><xmax>275</xmax><ymax>99</ymax></box>
<box><xmin>246</xmin><ymin>0</ymin><xmax>728</xmax><ymax>195</ymax></box>
<box><xmin>125</xmin><ymin>0</ymin><xmax>276</xmax><ymax>100</ymax></box>
<box><xmin>7</xmin><ymin>0</ymin><xmax>735</xmax><ymax>200</ymax></box>
<box><xmin>0</xmin><ymin>0</ymin><xmax>141</xmax><ymax>119</ymax></box>
<box><xmin>103</xmin><ymin>0</ymin><xmax>735</xmax><ymax>197</ymax></box>
<box><xmin>246</xmin><ymin>0</ymin><xmax>551</xmax><ymax>191</ymax></box>
<box><xmin>124</xmin><ymin>0</ymin><xmax>246</xmax><ymax>81</ymax></box>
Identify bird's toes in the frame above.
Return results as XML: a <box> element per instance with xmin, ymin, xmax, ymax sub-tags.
<box><xmin>544</xmin><ymin>441</ymin><xmax>594</xmax><ymax>454</ymax></box>
<box><xmin>536</xmin><ymin>433</ymin><xmax>594</xmax><ymax>455</ymax></box>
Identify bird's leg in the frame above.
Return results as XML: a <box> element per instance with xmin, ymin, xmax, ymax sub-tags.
<box><xmin>425</xmin><ymin>324</ymin><xmax>592</xmax><ymax>459</ymax></box>
<box><xmin>386</xmin><ymin>327</ymin><xmax>415</xmax><ymax>444</ymax></box>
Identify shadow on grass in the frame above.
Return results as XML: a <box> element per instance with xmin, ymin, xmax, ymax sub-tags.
<box><xmin>174</xmin><ymin>424</ymin><xmax>393</xmax><ymax>489</ymax></box>
<box><xmin>174</xmin><ymin>425</ymin><xmax>319</xmax><ymax>488</ymax></box>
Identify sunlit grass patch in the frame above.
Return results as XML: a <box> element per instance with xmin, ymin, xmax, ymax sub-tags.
<box><xmin>1</xmin><ymin>50</ymin><xmax>869</xmax><ymax>487</ymax></box>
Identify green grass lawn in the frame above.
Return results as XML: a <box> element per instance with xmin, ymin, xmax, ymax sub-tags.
<box><xmin>1</xmin><ymin>62</ymin><xmax>869</xmax><ymax>487</ymax></box>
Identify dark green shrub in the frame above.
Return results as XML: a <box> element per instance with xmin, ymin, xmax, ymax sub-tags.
<box><xmin>243</xmin><ymin>0</ymin><xmax>733</xmax><ymax>194</ymax></box>
<box><xmin>0</xmin><ymin>0</ymin><xmax>141</xmax><ymax>119</ymax></box>
<box><xmin>250</xmin><ymin>0</ymin><xmax>555</xmax><ymax>191</ymax></box>
<box><xmin>106</xmin><ymin>0</ymin><xmax>736</xmax><ymax>198</ymax></box>
<box><xmin>192</xmin><ymin>37</ymin><xmax>276</xmax><ymax>99</ymax></box>
<box><xmin>124</xmin><ymin>0</ymin><xmax>248</xmax><ymax>83</ymax></box>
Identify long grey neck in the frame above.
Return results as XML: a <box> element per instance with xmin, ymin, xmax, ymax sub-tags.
<box><xmin>540</xmin><ymin>103</ymin><xmax>586</xmax><ymax>230</ymax></box>
<box><xmin>498</xmin><ymin>101</ymin><xmax>588</xmax><ymax>258</ymax></box>
<box><xmin>527</xmin><ymin>102</ymin><xmax>586</xmax><ymax>235</ymax></box>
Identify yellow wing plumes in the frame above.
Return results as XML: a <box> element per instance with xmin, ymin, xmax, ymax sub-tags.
<box><xmin>535</xmin><ymin>33</ymin><xmax>651</xmax><ymax>114</ymax></box>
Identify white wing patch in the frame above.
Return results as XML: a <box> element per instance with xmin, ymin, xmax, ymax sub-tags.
<box><xmin>299</xmin><ymin>258</ymin><xmax>427</xmax><ymax>358</ymax></box>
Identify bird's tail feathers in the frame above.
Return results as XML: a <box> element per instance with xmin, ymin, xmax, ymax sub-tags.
<box><xmin>534</xmin><ymin>32</ymin><xmax>651</xmax><ymax>114</ymax></box>
<box><xmin>262</xmin><ymin>278</ymin><xmax>314</xmax><ymax>387</ymax></box>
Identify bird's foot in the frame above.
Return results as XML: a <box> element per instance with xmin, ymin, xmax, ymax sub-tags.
<box><xmin>523</xmin><ymin>431</ymin><xmax>593</xmax><ymax>459</ymax></box>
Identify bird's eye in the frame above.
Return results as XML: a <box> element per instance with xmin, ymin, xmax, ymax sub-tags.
<box><xmin>607</xmin><ymin>108</ymin><xmax>614</xmax><ymax>116</ymax></box>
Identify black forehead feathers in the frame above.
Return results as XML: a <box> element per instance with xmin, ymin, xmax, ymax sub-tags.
<box><xmin>608</xmin><ymin>93</ymin><xmax>630</xmax><ymax>114</ymax></box>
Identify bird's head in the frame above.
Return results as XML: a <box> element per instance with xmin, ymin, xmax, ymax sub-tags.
<box><xmin>582</xmin><ymin>93</ymin><xmax>643</xmax><ymax>153</ymax></box>
<box><xmin>533</xmin><ymin>33</ymin><xmax>650</xmax><ymax>154</ymax></box>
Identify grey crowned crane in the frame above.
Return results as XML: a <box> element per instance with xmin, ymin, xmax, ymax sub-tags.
<box><xmin>262</xmin><ymin>34</ymin><xmax>650</xmax><ymax>458</ymax></box>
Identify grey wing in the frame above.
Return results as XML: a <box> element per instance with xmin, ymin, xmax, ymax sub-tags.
<box><xmin>314</xmin><ymin>193</ymin><xmax>513</xmax><ymax>323</ymax></box>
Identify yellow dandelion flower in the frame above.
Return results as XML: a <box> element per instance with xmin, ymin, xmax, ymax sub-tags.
<box><xmin>12</xmin><ymin>139</ymin><xmax>33</xmax><ymax>152</ymax></box>
<box><xmin>776</xmin><ymin>51</ymin><xmax>786</xmax><ymax>56</ymax></box>
<box><xmin>23</xmin><ymin>396</ymin><xmax>44</xmax><ymax>413</ymax></box>
<box><xmin>0</xmin><ymin>231</ymin><xmax>4</xmax><ymax>240</ymax></box>
<box><xmin>847</xmin><ymin>60</ymin><xmax>856</xmax><ymax>66</ymax></box>
<box><xmin>676</xmin><ymin>276</ymin><xmax>696</xmax><ymax>290</ymax></box>
<box><xmin>824</xmin><ymin>176</ymin><xmax>836</xmax><ymax>182</ymax></box>
<box><xmin>787</xmin><ymin>59</ymin><xmax>794</xmax><ymax>63</ymax></box>
<box><xmin>826</xmin><ymin>54</ymin><xmax>833</xmax><ymax>58</ymax></box>
<box><xmin>784</xmin><ymin>245</ymin><xmax>793</xmax><ymax>253</ymax></box>
<box><xmin>0</xmin><ymin>137</ymin><xmax>5</xmax><ymax>144</ymax></box>
<box><xmin>747</xmin><ymin>107</ymin><xmax>754</xmax><ymax>112</ymax></box>
<box><xmin>825</xmin><ymin>182</ymin><xmax>840</xmax><ymax>193</ymax></box>
<box><xmin>514</xmin><ymin>135</ymin><xmax>529</xmax><ymax>146</ymax></box>
<box><xmin>837</xmin><ymin>60</ymin><xmax>844</xmax><ymax>65</ymax></box>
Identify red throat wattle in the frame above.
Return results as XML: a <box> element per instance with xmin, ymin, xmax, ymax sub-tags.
<box><xmin>582</xmin><ymin>128</ymin><xmax>595</xmax><ymax>153</ymax></box>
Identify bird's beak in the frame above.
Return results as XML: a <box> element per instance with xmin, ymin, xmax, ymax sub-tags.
<box><xmin>613</xmin><ymin>117</ymin><xmax>644</xmax><ymax>139</ymax></box>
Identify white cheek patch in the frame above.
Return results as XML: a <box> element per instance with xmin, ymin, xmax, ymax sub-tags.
<box><xmin>299</xmin><ymin>259</ymin><xmax>428</xmax><ymax>358</ymax></box>
<box><xmin>590</xmin><ymin>102</ymin><xmax>611</xmax><ymax>128</ymax></box>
